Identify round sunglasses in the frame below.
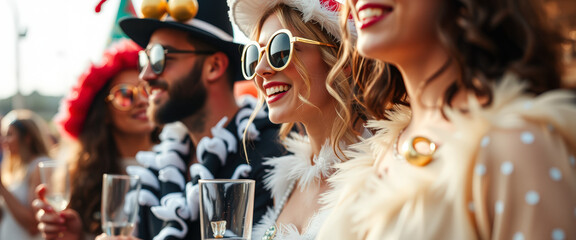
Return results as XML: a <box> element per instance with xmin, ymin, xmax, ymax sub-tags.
<box><xmin>139</xmin><ymin>43</ymin><xmax>216</xmax><ymax>75</ymax></box>
<box><xmin>241</xmin><ymin>29</ymin><xmax>336</xmax><ymax>80</ymax></box>
<box><xmin>105</xmin><ymin>83</ymin><xmax>150</xmax><ymax>111</ymax></box>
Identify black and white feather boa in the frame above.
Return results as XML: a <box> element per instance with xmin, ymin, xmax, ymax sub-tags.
<box><xmin>128</xmin><ymin>96</ymin><xmax>268</xmax><ymax>240</ymax></box>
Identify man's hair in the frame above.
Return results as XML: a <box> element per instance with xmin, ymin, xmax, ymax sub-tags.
<box><xmin>186</xmin><ymin>33</ymin><xmax>235</xmax><ymax>90</ymax></box>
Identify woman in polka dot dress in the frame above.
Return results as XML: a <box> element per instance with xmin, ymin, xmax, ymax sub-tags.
<box><xmin>316</xmin><ymin>0</ymin><xmax>576</xmax><ymax>239</ymax></box>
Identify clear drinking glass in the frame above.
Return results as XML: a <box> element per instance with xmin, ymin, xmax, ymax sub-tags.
<box><xmin>199</xmin><ymin>179</ymin><xmax>255</xmax><ymax>240</ymax></box>
<box><xmin>101</xmin><ymin>174</ymin><xmax>141</xmax><ymax>236</ymax></box>
<box><xmin>38</xmin><ymin>160</ymin><xmax>71</xmax><ymax>212</ymax></box>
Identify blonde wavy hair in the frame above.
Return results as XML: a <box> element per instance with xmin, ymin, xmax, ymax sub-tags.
<box><xmin>243</xmin><ymin>4</ymin><xmax>363</xmax><ymax>159</ymax></box>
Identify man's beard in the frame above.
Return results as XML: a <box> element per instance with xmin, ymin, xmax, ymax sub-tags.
<box><xmin>149</xmin><ymin>59</ymin><xmax>207</xmax><ymax>125</ymax></box>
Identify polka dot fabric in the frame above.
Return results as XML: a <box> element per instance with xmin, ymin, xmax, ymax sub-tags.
<box><xmin>317</xmin><ymin>75</ymin><xmax>576</xmax><ymax>240</ymax></box>
<box><xmin>474</xmin><ymin>123</ymin><xmax>576</xmax><ymax>239</ymax></box>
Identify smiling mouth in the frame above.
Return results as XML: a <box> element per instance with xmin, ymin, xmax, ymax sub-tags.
<box><xmin>357</xmin><ymin>5</ymin><xmax>393</xmax><ymax>28</ymax></box>
<box><xmin>266</xmin><ymin>84</ymin><xmax>291</xmax><ymax>97</ymax></box>
<box><xmin>133</xmin><ymin>111</ymin><xmax>149</xmax><ymax>120</ymax></box>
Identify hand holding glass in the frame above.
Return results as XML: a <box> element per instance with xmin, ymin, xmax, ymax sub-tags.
<box><xmin>199</xmin><ymin>179</ymin><xmax>255</xmax><ymax>240</ymax></box>
<box><xmin>101</xmin><ymin>174</ymin><xmax>141</xmax><ymax>236</ymax></box>
<box><xmin>38</xmin><ymin>160</ymin><xmax>71</xmax><ymax>212</ymax></box>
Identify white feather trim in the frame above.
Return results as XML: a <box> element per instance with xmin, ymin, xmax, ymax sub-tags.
<box><xmin>185</xmin><ymin>182</ymin><xmax>200</xmax><ymax>221</ymax></box>
<box><xmin>159</xmin><ymin>122</ymin><xmax>188</xmax><ymax>142</ymax></box>
<box><xmin>253</xmin><ymin>204</ymin><xmax>333</xmax><ymax>239</ymax></box>
<box><xmin>228</xmin><ymin>0</ymin><xmax>354</xmax><ymax>42</ymax></box>
<box><xmin>252</xmin><ymin>133</ymin><xmax>344</xmax><ymax>239</ymax></box>
<box><xmin>151</xmin><ymin>193</ymin><xmax>190</xmax><ymax>240</ymax></box>
<box><xmin>155</xmin><ymin>151</ymin><xmax>186</xmax><ymax>171</ymax></box>
<box><xmin>230</xmin><ymin>164</ymin><xmax>252</xmax><ymax>179</ymax></box>
<box><xmin>137</xmin><ymin>189</ymin><xmax>160</xmax><ymax>206</ymax></box>
<box><xmin>264</xmin><ymin>133</ymin><xmax>341</xmax><ymax>201</ymax></box>
<box><xmin>158</xmin><ymin>166</ymin><xmax>186</xmax><ymax>190</ymax></box>
<box><xmin>210</xmin><ymin>117</ymin><xmax>238</xmax><ymax>153</ymax></box>
<box><xmin>157</xmin><ymin>141</ymin><xmax>190</xmax><ymax>157</ymax></box>
<box><xmin>126</xmin><ymin>165</ymin><xmax>160</xmax><ymax>190</ymax></box>
<box><xmin>135</xmin><ymin>151</ymin><xmax>158</xmax><ymax>169</ymax></box>
<box><xmin>317</xmin><ymin>75</ymin><xmax>576</xmax><ymax>240</ymax></box>
<box><xmin>196</xmin><ymin>136</ymin><xmax>228</xmax><ymax>165</ymax></box>
<box><xmin>189</xmin><ymin>163</ymin><xmax>215</xmax><ymax>180</ymax></box>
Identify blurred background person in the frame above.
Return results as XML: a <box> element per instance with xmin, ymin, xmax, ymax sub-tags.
<box><xmin>33</xmin><ymin>39</ymin><xmax>159</xmax><ymax>240</ymax></box>
<box><xmin>0</xmin><ymin>109</ymin><xmax>53</xmax><ymax>240</ymax></box>
<box><xmin>0</xmin><ymin>115</ymin><xmax>3</xmax><ymax>164</ymax></box>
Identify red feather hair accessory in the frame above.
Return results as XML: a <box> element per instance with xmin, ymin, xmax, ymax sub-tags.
<box><xmin>54</xmin><ymin>39</ymin><xmax>142</xmax><ymax>139</ymax></box>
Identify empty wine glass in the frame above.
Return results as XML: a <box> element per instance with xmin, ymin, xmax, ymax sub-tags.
<box><xmin>199</xmin><ymin>179</ymin><xmax>255</xmax><ymax>240</ymax></box>
<box><xmin>38</xmin><ymin>160</ymin><xmax>71</xmax><ymax>212</ymax></box>
<box><xmin>101</xmin><ymin>174</ymin><xmax>141</xmax><ymax>236</ymax></box>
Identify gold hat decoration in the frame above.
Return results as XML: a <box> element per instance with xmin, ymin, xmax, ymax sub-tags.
<box><xmin>140</xmin><ymin>0</ymin><xmax>199</xmax><ymax>22</ymax></box>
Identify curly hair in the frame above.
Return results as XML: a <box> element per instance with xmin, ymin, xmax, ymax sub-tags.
<box><xmin>335</xmin><ymin>7</ymin><xmax>407</xmax><ymax>120</ymax></box>
<box><xmin>243</xmin><ymin>4</ymin><xmax>365</xmax><ymax>159</ymax></box>
<box><xmin>341</xmin><ymin>0</ymin><xmax>564</xmax><ymax>118</ymax></box>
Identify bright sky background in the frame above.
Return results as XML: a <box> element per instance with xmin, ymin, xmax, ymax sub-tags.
<box><xmin>0</xmin><ymin>0</ymin><xmax>249</xmax><ymax>99</ymax></box>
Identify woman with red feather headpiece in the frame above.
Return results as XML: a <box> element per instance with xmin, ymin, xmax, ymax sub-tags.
<box><xmin>34</xmin><ymin>39</ymin><xmax>158</xmax><ymax>240</ymax></box>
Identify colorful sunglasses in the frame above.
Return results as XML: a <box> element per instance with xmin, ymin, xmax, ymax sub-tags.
<box><xmin>138</xmin><ymin>43</ymin><xmax>215</xmax><ymax>75</ymax></box>
<box><xmin>241</xmin><ymin>29</ymin><xmax>336</xmax><ymax>80</ymax></box>
<box><xmin>105</xmin><ymin>83</ymin><xmax>150</xmax><ymax>111</ymax></box>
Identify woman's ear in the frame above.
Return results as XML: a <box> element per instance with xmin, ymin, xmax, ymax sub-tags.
<box><xmin>203</xmin><ymin>52</ymin><xmax>230</xmax><ymax>83</ymax></box>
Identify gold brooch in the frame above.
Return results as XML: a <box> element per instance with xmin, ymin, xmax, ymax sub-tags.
<box><xmin>401</xmin><ymin>136</ymin><xmax>437</xmax><ymax>166</ymax></box>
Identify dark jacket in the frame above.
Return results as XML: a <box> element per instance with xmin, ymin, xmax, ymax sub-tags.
<box><xmin>131</xmin><ymin>99</ymin><xmax>285</xmax><ymax>240</ymax></box>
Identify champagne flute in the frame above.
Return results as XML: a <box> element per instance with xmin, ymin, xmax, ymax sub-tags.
<box><xmin>38</xmin><ymin>160</ymin><xmax>71</xmax><ymax>212</ymax></box>
<box><xmin>101</xmin><ymin>174</ymin><xmax>141</xmax><ymax>236</ymax></box>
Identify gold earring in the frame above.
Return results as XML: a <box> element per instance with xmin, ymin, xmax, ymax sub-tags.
<box><xmin>401</xmin><ymin>136</ymin><xmax>437</xmax><ymax>166</ymax></box>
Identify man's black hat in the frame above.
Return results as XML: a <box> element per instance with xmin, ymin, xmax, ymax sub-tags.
<box><xmin>120</xmin><ymin>0</ymin><xmax>244</xmax><ymax>80</ymax></box>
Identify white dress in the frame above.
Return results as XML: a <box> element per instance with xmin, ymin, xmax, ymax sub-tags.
<box><xmin>0</xmin><ymin>156</ymin><xmax>50</xmax><ymax>240</ymax></box>
<box><xmin>252</xmin><ymin>133</ymin><xmax>352</xmax><ymax>240</ymax></box>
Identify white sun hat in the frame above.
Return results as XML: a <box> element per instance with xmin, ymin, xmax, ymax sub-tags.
<box><xmin>227</xmin><ymin>0</ymin><xmax>350</xmax><ymax>42</ymax></box>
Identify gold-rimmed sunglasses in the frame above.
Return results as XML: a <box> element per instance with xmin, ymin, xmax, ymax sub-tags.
<box><xmin>241</xmin><ymin>29</ymin><xmax>336</xmax><ymax>80</ymax></box>
<box><xmin>105</xmin><ymin>83</ymin><xmax>150</xmax><ymax>111</ymax></box>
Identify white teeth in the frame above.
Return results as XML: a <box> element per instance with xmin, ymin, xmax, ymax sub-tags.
<box><xmin>358</xmin><ymin>8</ymin><xmax>383</xmax><ymax>20</ymax></box>
<box><xmin>266</xmin><ymin>85</ymin><xmax>290</xmax><ymax>96</ymax></box>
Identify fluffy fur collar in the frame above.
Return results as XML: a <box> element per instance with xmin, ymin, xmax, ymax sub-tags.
<box><xmin>264</xmin><ymin>133</ymin><xmax>342</xmax><ymax>201</ymax></box>
<box><xmin>318</xmin><ymin>74</ymin><xmax>576</xmax><ymax>240</ymax></box>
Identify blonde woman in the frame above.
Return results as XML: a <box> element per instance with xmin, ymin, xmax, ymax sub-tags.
<box><xmin>228</xmin><ymin>0</ymin><xmax>367</xmax><ymax>239</ymax></box>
